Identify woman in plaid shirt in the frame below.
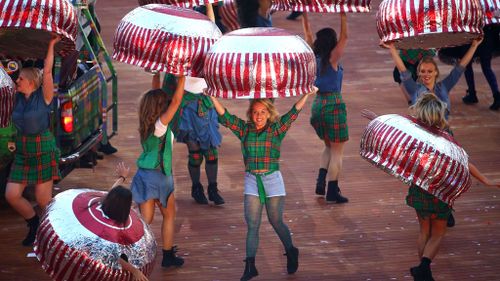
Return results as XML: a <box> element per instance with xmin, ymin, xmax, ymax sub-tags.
<box><xmin>210</xmin><ymin>91</ymin><xmax>315</xmax><ymax>281</ymax></box>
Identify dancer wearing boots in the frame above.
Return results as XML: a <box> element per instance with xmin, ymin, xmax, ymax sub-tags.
<box><xmin>210</xmin><ymin>89</ymin><xmax>316</xmax><ymax>281</ymax></box>
<box><xmin>362</xmin><ymin>94</ymin><xmax>500</xmax><ymax>281</ymax></box>
<box><xmin>157</xmin><ymin>74</ymin><xmax>224</xmax><ymax>205</ymax></box>
<box><xmin>130</xmin><ymin>74</ymin><xmax>186</xmax><ymax>268</ymax></box>
<box><xmin>302</xmin><ymin>12</ymin><xmax>349</xmax><ymax>203</ymax></box>
<box><xmin>383</xmin><ymin>37</ymin><xmax>482</xmax><ymax>227</ymax></box>
<box><xmin>5</xmin><ymin>34</ymin><xmax>61</xmax><ymax>246</ymax></box>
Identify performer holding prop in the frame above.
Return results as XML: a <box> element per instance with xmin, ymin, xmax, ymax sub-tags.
<box><xmin>361</xmin><ymin>94</ymin><xmax>500</xmax><ymax>281</ymax></box>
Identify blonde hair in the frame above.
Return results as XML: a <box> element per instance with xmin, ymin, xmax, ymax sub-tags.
<box><xmin>247</xmin><ymin>98</ymin><xmax>279</xmax><ymax>123</ymax></box>
<box><xmin>138</xmin><ymin>89</ymin><xmax>170</xmax><ymax>142</ymax></box>
<box><xmin>410</xmin><ymin>94</ymin><xmax>448</xmax><ymax>129</ymax></box>
<box><xmin>417</xmin><ymin>57</ymin><xmax>440</xmax><ymax>83</ymax></box>
<box><xmin>20</xmin><ymin>67</ymin><xmax>43</xmax><ymax>89</ymax></box>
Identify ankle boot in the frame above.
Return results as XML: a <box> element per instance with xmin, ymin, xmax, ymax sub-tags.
<box><xmin>207</xmin><ymin>183</ymin><xmax>225</xmax><ymax>205</ymax></box>
<box><xmin>191</xmin><ymin>183</ymin><xmax>208</xmax><ymax>204</ymax></box>
<box><xmin>447</xmin><ymin>213</ymin><xmax>455</xmax><ymax>227</ymax></box>
<box><xmin>22</xmin><ymin>215</ymin><xmax>39</xmax><ymax>246</ymax></box>
<box><xmin>315</xmin><ymin>168</ymin><xmax>327</xmax><ymax>195</ymax></box>
<box><xmin>161</xmin><ymin>247</ymin><xmax>184</xmax><ymax>268</ymax></box>
<box><xmin>240</xmin><ymin>257</ymin><xmax>258</xmax><ymax>281</ymax></box>
<box><xmin>490</xmin><ymin>92</ymin><xmax>500</xmax><ymax>110</ymax></box>
<box><xmin>462</xmin><ymin>90</ymin><xmax>478</xmax><ymax>104</ymax></box>
<box><xmin>326</xmin><ymin>181</ymin><xmax>348</xmax><ymax>203</ymax></box>
<box><xmin>284</xmin><ymin>246</ymin><xmax>299</xmax><ymax>274</ymax></box>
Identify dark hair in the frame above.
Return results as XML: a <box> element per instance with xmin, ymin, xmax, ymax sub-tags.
<box><xmin>101</xmin><ymin>186</ymin><xmax>132</xmax><ymax>225</ymax></box>
<box><xmin>236</xmin><ymin>0</ymin><xmax>259</xmax><ymax>28</ymax></box>
<box><xmin>138</xmin><ymin>88</ymin><xmax>171</xmax><ymax>141</ymax></box>
<box><xmin>313</xmin><ymin>28</ymin><xmax>338</xmax><ymax>74</ymax></box>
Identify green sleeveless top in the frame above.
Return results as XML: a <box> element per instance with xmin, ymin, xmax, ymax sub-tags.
<box><xmin>136</xmin><ymin>127</ymin><xmax>173</xmax><ymax>176</ymax></box>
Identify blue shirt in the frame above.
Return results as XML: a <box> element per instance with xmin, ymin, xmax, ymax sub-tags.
<box><xmin>401</xmin><ymin>65</ymin><xmax>465</xmax><ymax>119</ymax></box>
<box><xmin>315</xmin><ymin>59</ymin><xmax>343</xmax><ymax>93</ymax></box>
<box><xmin>12</xmin><ymin>88</ymin><xmax>53</xmax><ymax>135</ymax></box>
<box><xmin>255</xmin><ymin>14</ymin><xmax>272</xmax><ymax>27</ymax></box>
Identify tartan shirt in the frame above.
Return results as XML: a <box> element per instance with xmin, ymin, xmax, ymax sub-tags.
<box><xmin>218</xmin><ymin>106</ymin><xmax>301</xmax><ymax>172</ymax></box>
<box><xmin>399</xmin><ymin>49</ymin><xmax>436</xmax><ymax>65</ymax></box>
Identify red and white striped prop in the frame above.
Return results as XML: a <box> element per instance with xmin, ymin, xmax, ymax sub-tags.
<box><xmin>138</xmin><ymin>0</ymin><xmax>222</xmax><ymax>8</ymax></box>
<box><xmin>113</xmin><ymin>4</ymin><xmax>222</xmax><ymax>77</ymax></box>
<box><xmin>0</xmin><ymin>0</ymin><xmax>78</xmax><ymax>59</ymax></box>
<box><xmin>360</xmin><ymin>114</ymin><xmax>472</xmax><ymax>206</ymax></box>
<box><xmin>377</xmin><ymin>0</ymin><xmax>484</xmax><ymax>49</ymax></box>
<box><xmin>204</xmin><ymin>27</ymin><xmax>316</xmax><ymax>99</ymax></box>
<box><xmin>34</xmin><ymin>189</ymin><xmax>157</xmax><ymax>281</ymax></box>
<box><xmin>480</xmin><ymin>0</ymin><xmax>500</xmax><ymax>25</ymax></box>
<box><xmin>0</xmin><ymin>67</ymin><xmax>15</xmax><ymax>128</ymax></box>
<box><xmin>219</xmin><ymin>0</ymin><xmax>240</xmax><ymax>33</ymax></box>
<box><xmin>272</xmin><ymin>0</ymin><xmax>371</xmax><ymax>13</ymax></box>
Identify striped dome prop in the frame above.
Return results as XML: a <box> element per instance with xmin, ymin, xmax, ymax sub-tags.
<box><xmin>0</xmin><ymin>67</ymin><xmax>15</xmax><ymax>128</ymax></box>
<box><xmin>204</xmin><ymin>27</ymin><xmax>316</xmax><ymax>99</ymax></box>
<box><xmin>113</xmin><ymin>4</ymin><xmax>222</xmax><ymax>77</ymax></box>
<box><xmin>360</xmin><ymin>114</ymin><xmax>472</xmax><ymax>206</ymax></box>
<box><xmin>138</xmin><ymin>0</ymin><xmax>222</xmax><ymax>8</ymax></box>
<box><xmin>272</xmin><ymin>0</ymin><xmax>371</xmax><ymax>13</ymax></box>
<box><xmin>0</xmin><ymin>0</ymin><xmax>78</xmax><ymax>59</ymax></box>
<box><xmin>219</xmin><ymin>0</ymin><xmax>240</xmax><ymax>32</ymax></box>
<box><xmin>377</xmin><ymin>0</ymin><xmax>484</xmax><ymax>49</ymax></box>
<box><xmin>480</xmin><ymin>0</ymin><xmax>500</xmax><ymax>25</ymax></box>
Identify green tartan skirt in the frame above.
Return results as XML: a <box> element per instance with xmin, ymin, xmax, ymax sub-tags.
<box><xmin>406</xmin><ymin>185</ymin><xmax>451</xmax><ymax>220</ymax></box>
<box><xmin>9</xmin><ymin>130</ymin><xmax>60</xmax><ymax>184</ymax></box>
<box><xmin>310</xmin><ymin>92</ymin><xmax>349</xmax><ymax>142</ymax></box>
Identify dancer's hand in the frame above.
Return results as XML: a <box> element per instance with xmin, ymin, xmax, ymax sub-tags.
<box><xmin>115</xmin><ymin>162</ymin><xmax>130</xmax><ymax>179</ymax></box>
<box><xmin>361</xmin><ymin>109</ymin><xmax>378</xmax><ymax>120</ymax></box>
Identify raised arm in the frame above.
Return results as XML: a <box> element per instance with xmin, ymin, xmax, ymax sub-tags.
<box><xmin>209</xmin><ymin>95</ymin><xmax>226</xmax><ymax>116</ymax></box>
<box><xmin>329</xmin><ymin>13</ymin><xmax>348</xmax><ymax>68</ymax></box>
<box><xmin>111</xmin><ymin>162</ymin><xmax>130</xmax><ymax>189</ymax></box>
<box><xmin>159</xmin><ymin>76</ymin><xmax>185</xmax><ymax>125</ymax></box>
<box><xmin>381</xmin><ymin>41</ymin><xmax>407</xmax><ymax>73</ymax></box>
<box><xmin>301</xmin><ymin>12</ymin><xmax>314</xmax><ymax>47</ymax></box>
<box><xmin>206</xmin><ymin>3</ymin><xmax>215</xmax><ymax>22</ymax></box>
<box><xmin>42</xmin><ymin>34</ymin><xmax>61</xmax><ymax>105</ymax></box>
<box><xmin>469</xmin><ymin>162</ymin><xmax>500</xmax><ymax>188</ymax></box>
<box><xmin>151</xmin><ymin>72</ymin><xmax>161</xmax><ymax>89</ymax></box>
<box><xmin>294</xmin><ymin>87</ymin><xmax>317</xmax><ymax>110</ymax></box>
<box><xmin>458</xmin><ymin>38</ymin><xmax>483</xmax><ymax>68</ymax></box>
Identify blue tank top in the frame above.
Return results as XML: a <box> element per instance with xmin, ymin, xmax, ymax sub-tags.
<box><xmin>314</xmin><ymin>58</ymin><xmax>343</xmax><ymax>93</ymax></box>
<box><xmin>12</xmin><ymin>88</ymin><xmax>53</xmax><ymax>135</ymax></box>
<box><xmin>255</xmin><ymin>14</ymin><xmax>272</xmax><ymax>27</ymax></box>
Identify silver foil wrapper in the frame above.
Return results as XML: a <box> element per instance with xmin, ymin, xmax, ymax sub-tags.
<box><xmin>272</xmin><ymin>0</ymin><xmax>371</xmax><ymax>13</ymax></box>
<box><xmin>360</xmin><ymin>114</ymin><xmax>472</xmax><ymax>206</ymax></box>
<box><xmin>377</xmin><ymin>0</ymin><xmax>484</xmax><ymax>49</ymax></box>
<box><xmin>138</xmin><ymin>0</ymin><xmax>222</xmax><ymax>8</ymax></box>
<box><xmin>34</xmin><ymin>189</ymin><xmax>157</xmax><ymax>281</ymax></box>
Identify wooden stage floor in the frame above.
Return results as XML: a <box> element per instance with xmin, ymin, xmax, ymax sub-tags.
<box><xmin>1</xmin><ymin>1</ymin><xmax>499</xmax><ymax>280</ymax></box>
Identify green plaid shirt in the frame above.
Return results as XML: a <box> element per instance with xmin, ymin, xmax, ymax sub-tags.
<box><xmin>218</xmin><ymin>106</ymin><xmax>301</xmax><ymax>172</ymax></box>
<box><xmin>399</xmin><ymin>49</ymin><xmax>436</xmax><ymax>65</ymax></box>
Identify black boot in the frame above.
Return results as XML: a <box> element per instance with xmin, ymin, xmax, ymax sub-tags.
<box><xmin>284</xmin><ymin>246</ymin><xmax>299</xmax><ymax>274</ymax></box>
<box><xmin>462</xmin><ymin>90</ymin><xmax>478</xmax><ymax>104</ymax></box>
<box><xmin>207</xmin><ymin>183</ymin><xmax>225</xmax><ymax>205</ymax></box>
<box><xmin>326</xmin><ymin>181</ymin><xmax>348</xmax><ymax>203</ymax></box>
<box><xmin>98</xmin><ymin>142</ymin><xmax>118</xmax><ymax>155</ymax></box>
<box><xmin>22</xmin><ymin>215</ymin><xmax>39</xmax><ymax>246</ymax></box>
<box><xmin>286</xmin><ymin>11</ymin><xmax>303</xmax><ymax>20</ymax></box>
<box><xmin>490</xmin><ymin>92</ymin><xmax>500</xmax><ymax>110</ymax></box>
<box><xmin>315</xmin><ymin>168</ymin><xmax>327</xmax><ymax>195</ymax></box>
<box><xmin>161</xmin><ymin>247</ymin><xmax>184</xmax><ymax>268</ymax></box>
<box><xmin>191</xmin><ymin>183</ymin><xmax>208</xmax><ymax>204</ymax></box>
<box><xmin>410</xmin><ymin>257</ymin><xmax>434</xmax><ymax>281</ymax></box>
<box><xmin>447</xmin><ymin>213</ymin><xmax>455</xmax><ymax>227</ymax></box>
<box><xmin>240</xmin><ymin>257</ymin><xmax>258</xmax><ymax>281</ymax></box>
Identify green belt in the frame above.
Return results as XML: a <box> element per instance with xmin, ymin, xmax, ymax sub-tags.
<box><xmin>250</xmin><ymin>170</ymin><xmax>275</xmax><ymax>204</ymax></box>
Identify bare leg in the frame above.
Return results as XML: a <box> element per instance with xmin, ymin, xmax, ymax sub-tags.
<box><xmin>319</xmin><ymin>146</ymin><xmax>330</xmax><ymax>170</ymax></box>
<box><xmin>422</xmin><ymin>218</ymin><xmax>447</xmax><ymax>260</ymax></box>
<box><xmin>327</xmin><ymin>142</ymin><xmax>345</xmax><ymax>181</ymax></box>
<box><xmin>160</xmin><ymin>194</ymin><xmax>176</xmax><ymax>250</ymax></box>
<box><xmin>35</xmin><ymin>180</ymin><xmax>53</xmax><ymax>210</ymax></box>
<box><xmin>5</xmin><ymin>182</ymin><xmax>34</xmax><ymax>219</ymax></box>
<box><xmin>139</xmin><ymin>199</ymin><xmax>156</xmax><ymax>224</ymax></box>
<box><xmin>416</xmin><ymin>216</ymin><xmax>431</xmax><ymax>258</ymax></box>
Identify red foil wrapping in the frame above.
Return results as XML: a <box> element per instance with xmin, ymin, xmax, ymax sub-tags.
<box><xmin>377</xmin><ymin>0</ymin><xmax>484</xmax><ymax>49</ymax></box>
<box><xmin>480</xmin><ymin>0</ymin><xmax>500</xmax><ymax>25</ymax></box>
<box><xmin>34</xmin><ymin>189</ymin><xmax>157</xmax><ymax>281</ymax></box>
<box><xmin>113</xmin><ymin>4</ymin><xmax>222</xmax><ymax>77</ymax></box>
<box><xmin>272</xmin><ymin>0</ymin><xmax>371</xmax><ymax>13</ymax></box>
<box><xmin>138</xmin><ymin>0</ymin><xmax>222</xmax><ymax>8</ymax></box>
<box><xmin>0</xmin><ymin>67</ymin><xmax>15</xmax><ymax>128</ymax></box>
<box><xmin>219</xmin><ymin>0</ymin><xmax>240</xmax><ymax>33</ymax></box>
<box><xmin>0</xmin><ymin>0</ymin><xmax>78</xmax><ymax>59</ymax></box>
<box><xmin>204</xmin><ymin>27</ymin><xmax>316</xmax><ymax>99</ymax></box>
<box><xmin>360</xmin><ymin>114</ymin><xmax>472</xmax><ymax>206</ymax></box>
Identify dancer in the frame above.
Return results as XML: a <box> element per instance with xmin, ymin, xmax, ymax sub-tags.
<box><xmin>362</xmin><ymin>94</ymin><xmax>500</xmax><ymax>281</ymax></box>
<box><xmin>210</xmin><ymin>89</ymin><xmax>316</xmax><ymax>281</ymax></box>
<box><xmin>302</xmin><ymin>12</ymin><xmax>349</xmax><ymax>203</ymax></box>
<box><xmin>5</xmin><ymin>34</ymin><xmax>61</xmax><ymax>246</ymax></box>
<box><xmin>236</xmin><ymin>0</ymin><xmax>272</xmax><ymax>27</ymax></box>
<box><xmin>130</xmin><ymin>74</ymin><xmax>186</xmax><ymax>268</ymax></box>
<box><xmin>156</xmin><ymin>74</ymin><xmax>224</xmax><ymax>205</ymax></box>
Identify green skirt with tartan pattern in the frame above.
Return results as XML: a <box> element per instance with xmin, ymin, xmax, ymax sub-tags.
<box><xmin>310</xmin><ymin>92</ymin><xmax>348</xmax><ymax>142</ymax></box>
<box><xmin>406</xmin><ymin>185</ymin><xmax>451</xmax><ymax>220</ymax></box>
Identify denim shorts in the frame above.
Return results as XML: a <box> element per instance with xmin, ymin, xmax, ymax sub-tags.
<box><xmin>130</xmin><ymin>168</ymin><xmax>174</xmax><ymax>207</ymax></box>
<box><xmin>244</xmin><ymin>171</ymin><xmax>285</xmax><ymax>197</ymax></box>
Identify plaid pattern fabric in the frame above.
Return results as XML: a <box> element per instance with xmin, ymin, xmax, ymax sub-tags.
<box><xmin>9</xmin><ymin>131</ymin><xmax>60</xmax><ymax>184</ymax></box>
<box><xmin>218</xmin><ymin>106</ymin><xmax>300</xmax><ymax>172</ymax></box>
<box><xmin>202</xmin><ymin>147</ymin><xmax>218</xmax><ymax>162</ymax></box>
<box><xmin>310</xmin><ymin>92</ymin><xmax>348</xmax><ymax>142</ymax></box>
<box><xmin>406</xmin><ymin>185</ymin><xmax>451</xmax><ymax>220</ymax></box>
<box><xmin>399</xmin><ymin>49</ymin><xmax>436</xmax><ymax>65</ymax></box>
